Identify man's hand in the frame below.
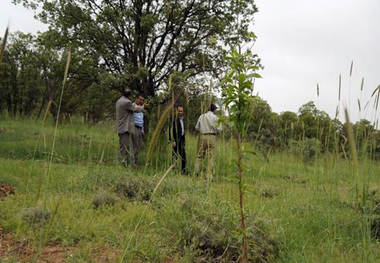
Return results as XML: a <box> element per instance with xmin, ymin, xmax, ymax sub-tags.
<box><xmin>171</xmin><ymin>141</ymin><xmax>176</xmax><ymax>147</ymax></box>
<box><xmin>143</xmin><ymin>102</ymin><xmax>149</xmax><ymax>108</ymax></box>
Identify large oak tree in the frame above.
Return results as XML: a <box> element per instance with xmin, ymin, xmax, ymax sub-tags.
<box><xmin>14</xmin><ymin>0</ymin><xmax>258</xmax><ymax>97</ymax></box>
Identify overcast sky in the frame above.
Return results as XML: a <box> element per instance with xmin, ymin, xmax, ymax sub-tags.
<box><xmin>1</xmin><ymin>0</ymin><xmax>379</xmax><ymax>125</ymax></box>
<box><xmin>253</xmin><ymin>0</ymin><xmax>380</xmax><ymax>126</ymax></box>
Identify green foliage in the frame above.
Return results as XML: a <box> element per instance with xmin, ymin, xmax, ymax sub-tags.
<box><xmin>0</xmin><ymin>31</ymin><xmax>111</xmax><ymax>121</ymax></box>
<box><xmin>14</xmin><ymin>0</ymin><xmax>259</xmax><ymax>98</ymax></box>
<box><xmin>221</xmin><ymin>48</ymin><xmax>261</xmax><ymax>136</ymax></box>
<box><xmin>297</xmin><ymin>101</ymin><xmax>333</xmax><ymax>141</ymax></box>
<box><xmin>0</xmin><ymin>32</ymin><xmax>44</xmax><ymax>116</ymax></box>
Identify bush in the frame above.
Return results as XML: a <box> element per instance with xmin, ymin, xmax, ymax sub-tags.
<box><xmin>115</xmin><ymin>178</ymin><xmax>158</xmax><ymax>201</ymax></box>
<box><xmin>155</xmin><ymin>194</ymin><xmax>278</xmax><ymax>262</ymax></box>
<box><xmin>92</xmin><ymin>189</ymin><xmax>118</xmax><ymax>208</ymax></box>
<box><xmin>21</xmin><ymin>206</ymin><xmax>51</xmax><ymax>226</ymax></box>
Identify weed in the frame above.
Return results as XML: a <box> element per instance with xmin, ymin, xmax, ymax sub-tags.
<box><xmin>115</xmin><ymin>178</ymin><xmax>157</xmax><ymax>201</ymax></box>
<box><xmin>92</xmin><ymin>189</ymin><xmax>118</xmax><ymax>208</ymax></box>
<box><xmin>21</xmin><ymin>207</ymin><xmax>51</xmax><ymax>226</ymax></box>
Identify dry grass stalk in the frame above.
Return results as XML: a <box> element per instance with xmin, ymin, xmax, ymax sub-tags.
<box><xmin>338</xmin><ymin>74</ymin><xmax>342</xmax><ymax>101</ymax></box>
<box><xmin>344</xmin><ymin>106</ymin><xmax>359</xmax><ymax>204</ymax></box>
<box><xmin>0</xmin><ymin>27</ymin><xmax>9</xmax><ymax>62</ymax></box>
<box><xmin>360</xmin><ymin>77</ymin><xmax>364</xmax><ymax>91</ymax></box>
<box><xmin>350</xmin><ymin>61</ymin><xmax>353</xmax><ymax>77</ymax></box>
<box><xmin>371</xmin><ymin>84</ymin><xmax>380</xmax><ymax>111</ymax></box>
<box><xmin>146</xmin><ymin>99</ymin><xmax>175</xmax><ymax>164</ymax></box>
<box><xmin>344</xmin><ymin>108</ymin><xmax>358</xmax><ymax>167</ymax></box>
<box><xmin>344</xmin><ymin>107</ymin><xmax>361</xmax><ymax>208</ymax></box>
<box><xmin>317</xmin><ymin>83</ymin><xmax>319</xmax><ymax>97</ymax></box>
<box><xmin>47</xmin><ymin>51</ymin><xmax>71</xmax><ymax>180</ymax></box>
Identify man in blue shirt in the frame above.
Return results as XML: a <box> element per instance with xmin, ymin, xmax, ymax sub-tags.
<box><xmin>132</xmin><ymin>94</ymin><xmax>146</xmax><ymax>168</ymax></box>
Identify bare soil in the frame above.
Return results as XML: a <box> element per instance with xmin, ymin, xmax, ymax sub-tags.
<box><xmin>0</xmin><ymin>228</ymin><xmax>119</xmax><ymax>262</ymax></box>
<box><xmin>0</xmin><ymin>184</ymin><xmax>15</xmax><ymax>198</ymax></box>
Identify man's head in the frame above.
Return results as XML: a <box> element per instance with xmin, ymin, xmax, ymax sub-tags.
<box><xmin>176</xmin><ymin>105</ymin><xmax>184</xmax><ymax>118</ymax></box>
<box><xmin>210</xmin><ymin>104</ymin><xmax>218</xmax><ymax>112</ymax></box>
<box><xmin>134</xmin><ymin>94</ymin><xmax>144</xmax><ymax>106</ymax></box>
<box><xmin>122</xmin><ymin>90</ymin><xmax>133</xmax><ymax>99</ymax></box>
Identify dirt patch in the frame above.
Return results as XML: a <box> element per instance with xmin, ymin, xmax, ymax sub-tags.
<box><xmin>0</xmin><ymin>184</ymin><xmax>15</xmax><ymax>198</ymax></box>
<box><xmin>0</xmin><ymin>228</ymin><xmax>118</xmax><ymax>262</ymax></box>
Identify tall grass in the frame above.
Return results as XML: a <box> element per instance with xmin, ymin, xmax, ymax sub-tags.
<box><xmin>1</xmin><ymin>117</ymin><xmax>380</xmax><ymax>262</ymax></box>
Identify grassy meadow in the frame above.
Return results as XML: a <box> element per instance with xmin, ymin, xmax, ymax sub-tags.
<box><xmin>1</xmin><ymin>117</ymin><xmax>380</xmax><ymax>262</ymax></box>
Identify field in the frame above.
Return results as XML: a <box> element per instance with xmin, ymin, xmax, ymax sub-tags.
<box><xmin>1</xmin><ymin>117</ymin><xmax>380</xmax><ymax>262</ymax></box>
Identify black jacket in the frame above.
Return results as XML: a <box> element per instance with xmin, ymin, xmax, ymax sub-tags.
<box><xmin>169</xmin><ymin>116</ymin><xmax>185</xmax><ymax>143</ymax></box>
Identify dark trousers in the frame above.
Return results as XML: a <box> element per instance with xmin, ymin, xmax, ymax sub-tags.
<box><xmin>132</xmin><ymin>127</ymin><xmax>143</xmax><ymax>166</ymax></box>
<box><xmin>118</xmin><ymin>132</ymin><xmax>133</xmax><ymax>166</ymax></box>
<box><xmin>172</xmin><ymin>138</ymin><xmax>186</xmax><ymax>172</ymax></box>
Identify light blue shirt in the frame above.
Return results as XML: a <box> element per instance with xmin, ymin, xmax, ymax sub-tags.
<box><xmin>133</xmin><ymin>104</ymin><xmax>144</xmax><ymax>133</ymax></box>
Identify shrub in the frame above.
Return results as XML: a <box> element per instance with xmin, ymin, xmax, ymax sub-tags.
<box><xmin>156</xmin><ymin>194</ymin><xmax>278</xmax><ymax>262</ymax></box>
<box><xmin>92</xmin><ymin>189</ymin><xmax>118</xmax><ymax>208</ymax></box>
<box><xmin>21</xmin><ymin>206</ymin><xmax>50</xmax><ymax>226</ymax></box>
<box><xmin>115</xmin><ymin>178</ymin><xmax>158</xmax><ymax>201</ymax></box>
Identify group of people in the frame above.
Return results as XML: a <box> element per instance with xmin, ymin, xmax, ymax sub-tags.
<box><xmin>115</xmin><ymin>90</ymin><xmax>222</xmax><ymax>180</ymax></box>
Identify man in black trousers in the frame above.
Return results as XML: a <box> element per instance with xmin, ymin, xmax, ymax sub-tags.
<box><xmin>169</xmin><ymin>105</ymin><xmax>187</xmax><ymax>174</ymax></box>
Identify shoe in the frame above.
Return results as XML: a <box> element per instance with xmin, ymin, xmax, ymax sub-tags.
<box><xmin>181</xmin><ymin>169</ymin><xmax>190</xmax><ymax>176</ymax></box>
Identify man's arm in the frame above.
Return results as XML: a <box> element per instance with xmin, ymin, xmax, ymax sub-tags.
<box><xmin>214</xmin><ymin>115</ymin><xmax>222</xmax><ymax>134</ymax></box>
<box><xmin>195</xmin><ymin>116</ymin><xmax>201</xmax><ymax>131</ymax></box>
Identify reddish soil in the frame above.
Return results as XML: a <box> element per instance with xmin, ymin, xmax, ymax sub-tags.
<box><xmin>0</xmin><ymin>228</ymin><xmax>118</xmax><ymax>262</ymax></box>
<box><xmin>0</xmin><ymin>184</ymin><xmax>15</xmax><ymax>198</ymax></box>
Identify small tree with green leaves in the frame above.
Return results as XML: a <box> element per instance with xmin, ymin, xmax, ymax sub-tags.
<box><xmin>220</xmin><ymin>48</ymin><xmax>261</xmax><ymax>262</ymax></box>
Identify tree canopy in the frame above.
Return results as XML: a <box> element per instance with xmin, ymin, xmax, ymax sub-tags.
<box><xmin>14</xmin><ymin>0</ymin><xmax>258</xmax><ymax>97</ymax></box>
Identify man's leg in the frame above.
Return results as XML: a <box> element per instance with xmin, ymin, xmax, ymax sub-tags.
<box><xmin>125</xmin><ymin>132</ymin><xmax>133</xmax><ymax>166</ymax></box>
<box><xmin>194</xmin><ymin>136</ymin><xmax>206</xmax><ymax>175</ymax></box>
<box><xmin>118</xmin><ymin>132</ymin><xmax>128</xmax><ymax>166</ymax></box>
<box><xmin>132</xmin><ymin>129</ymin><xmax>142</xmax><ymax>167</ymax></box>
<box><xmin>205</xmin><ymin>135</ymin><xmax>216</xmax><ymax>182</ymax></box>
<box><xmin>179</xmin><ymin>139</ymin><xmax>187</xmax><ymax>173</ymax></box>
<box><xmin>172</xmin><ymin>143</ymin><xmax>179</xmax><ymax>167</ymax></box>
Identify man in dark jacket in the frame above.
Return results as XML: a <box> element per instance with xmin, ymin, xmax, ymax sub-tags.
<box><xmin>169</xmin><ymin>105</ymin><xmax>187</xmax><ymax>174</ymax></box>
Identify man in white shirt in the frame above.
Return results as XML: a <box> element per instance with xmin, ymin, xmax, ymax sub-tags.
<box><xmin>194</xmin><ymin>104</ymin><xmax>222</xmax><ymax>181</ymax></box>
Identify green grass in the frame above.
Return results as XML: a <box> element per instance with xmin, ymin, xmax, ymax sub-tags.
<box><xmin>0</xmin><ymin>117</ymin><xmax>379</xmax><ymax>262</ymax></box>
